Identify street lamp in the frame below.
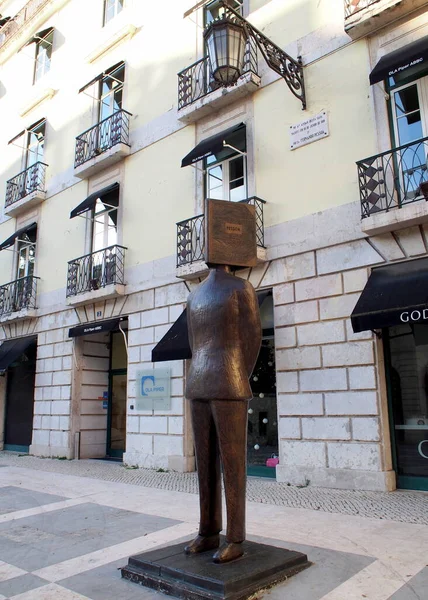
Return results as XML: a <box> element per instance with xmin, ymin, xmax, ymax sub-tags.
<box><xmin>203</xmin><ymin>0</ymin><xmax>306</xmax><ymax>109</ymax></box>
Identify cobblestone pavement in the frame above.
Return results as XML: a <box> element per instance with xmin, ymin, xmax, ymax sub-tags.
<box><xmin>0</xmin><ymin>461</ymin><xmax>428</xmax><ymax>600</ymax></box>
<box><xmin>1</xmin><ymin>452</ymin><xmax>427</xmax><ymax>525</ymax></box>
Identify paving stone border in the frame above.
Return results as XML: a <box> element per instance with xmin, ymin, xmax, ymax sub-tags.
<box><xmin>1</xmin><ymin>452</ymin><xmax>427</xmax><ymax>525</ymax></box>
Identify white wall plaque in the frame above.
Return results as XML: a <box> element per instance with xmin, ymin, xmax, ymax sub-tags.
<box><xmin>289</xmin><ymin>111</ymin><xmax>329</xmax><ymax>150</ymax></box>
<box><xmin>135</xmin><ymin>368</ymin><xmax>171</xmax><ymax>411</ymax></box>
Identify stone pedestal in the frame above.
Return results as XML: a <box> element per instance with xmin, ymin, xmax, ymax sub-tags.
<box><xmin>121</xmin><ymin>537</ymin><xmax>310</xmax><ymax>600</ymax></box>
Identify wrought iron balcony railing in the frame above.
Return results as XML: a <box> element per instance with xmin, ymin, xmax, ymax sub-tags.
<box><xmin>178</xmin><ymin>37</ymin><xmax>259</xmax><ymax>110</ymax></box>
<box><xmin>66</xmin><ymin>245</ymin><xmax>127</xmax><ymax>298</ymax></box>
<box><xmin>74</xmin><ymin>109</ymin><xmax>132</xmax><ymax>168</ymax></box>
<box><xmin>5</xmin><ymin>162</ymin><xmax>47</xmax><ymax>208</ymax></box>
<box><xmin>0</xmin><ymin>275</ymin><xmax>39</xmax><ymax>316</ymax></box>
<box><xmin>177</xmin><ymin>197</ymin><xmax>266</xmax><ymax>268</ymax></box>
<box><xmin>357</xmin><ymin>136</ymin><xmax>428</xmax><ymax>218</ymax></box>
<box><xmin>0</xmin><ymin>0</ymin><xmax>49</xmax><ymax>50</ymax></box>
<box><xmin>344</xmin><ymin>0</ymin><xmax>379</xmax><ymax>18</ymax></box>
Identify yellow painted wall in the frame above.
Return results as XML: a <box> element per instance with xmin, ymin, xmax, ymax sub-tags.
<box><xmin>123</xmin><ymin>127</ymin><xmax>195</xmax><ymax>267</ymax></box>
<box><xmin>35</xmin><ymin>181</ymin><xmax>86</xmax><ymax>295</ymax></box>
<box><xmin>254</xmin><ymin>40</ymin><xmax>377</xmax><ymax>226</ymax></box>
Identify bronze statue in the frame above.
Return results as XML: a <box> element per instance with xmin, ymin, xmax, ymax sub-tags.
<box><xmin>184</xmin><ymin>200</ymin><xmax>262</xmax><ymax>564</ymax></box>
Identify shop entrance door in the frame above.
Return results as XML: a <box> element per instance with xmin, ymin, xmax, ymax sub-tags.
<box><xmin>247</xmin><ymin>292</ymin><xmax>278</xmax><ymax>479</ymax></box>
<box><xmin>385</xmin><ymin>324</ymin><xmax>428</xmax><ymax>490</ymax></box>
<box><xmin>106</xmin><ymin>331</ymin><xmax>127</xmax><ymax>458</ymax></box>
<box><xmin>4</xmin><ymin>340</ymin><xmax>37</xmax><ymax>452</ymax></box>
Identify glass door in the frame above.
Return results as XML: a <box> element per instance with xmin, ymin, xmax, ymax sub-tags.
<box><xmin>385</xmin><ymin>324</ymin><xmax>428</xmax><ymax>490</ymax></box>
<box><xmin>106</xmin><ymin>330</ymin><xmax>127</xmax><ymax>458</ymax></box>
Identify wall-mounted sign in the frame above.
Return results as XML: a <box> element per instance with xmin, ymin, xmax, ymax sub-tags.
<box><xmin>135</xmin><ymin>368</ymin><xmax>171</xmax><ymax>411</ymax></box>
<box><xmin>289</xmin><ymin>111</ymin><xmax>329</xmax><ymax>150</ymax></box>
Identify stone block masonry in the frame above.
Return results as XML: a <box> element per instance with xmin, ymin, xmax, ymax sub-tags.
<box><xmin>263</xmin><ymin>233</ymin><xmax>395</xmax><ymax>491</ymax></box>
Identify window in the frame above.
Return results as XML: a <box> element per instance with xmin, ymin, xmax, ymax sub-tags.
<box><xmin>387</xmin><ymin>69</ymin><xmax>428</xmax><ymax>201</ymax></box>
<box><xmin>92</xmin><ymin>195</ymin><xmax>118</xmax><ymax>252</ymax></box>
<box><xmin>16</xmin><ymin>228</ymin><xmax>36</xmax><ymax>280</ymax></box>
<box><xmin>99</xmin><ymin>63</ymin><xmax>125</xmax><ymax>122</ymax></box>
<box><xmin>103</xmin><ymin>0</ymin><xmax>124</xmax><ymax>25</ymax></box>
<box><xmin>205</xmin><ymin>126</ymin><xmax>247</xmax><ymax>202</ymax></box>
<box><xmin>26</xmin><ymin>120</ymin><xmax>45</xmax><ymax>169</ymax></box>
<box><xmin>204</xmin><ymin>0</ymin><xmax>243</xmax><ymax>25</ymax></box>
<box><xmin>33</xmin><ymin>29</ymin><xmax>53</xmax><ymax>83</ymax></box>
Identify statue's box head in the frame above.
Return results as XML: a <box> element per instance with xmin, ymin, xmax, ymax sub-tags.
<box><xmin>204</xmin><ymin>199</ymin><xmax>258</xmax><ymax>268</ymax></box>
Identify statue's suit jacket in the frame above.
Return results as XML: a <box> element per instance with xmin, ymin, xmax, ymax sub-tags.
<box><xmin>186</xmin><ymin>268</ymin><xmax>262</xmax><ymax>401</ymax></box>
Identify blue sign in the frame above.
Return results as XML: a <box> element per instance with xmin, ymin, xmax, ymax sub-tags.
<box><xmin>102</xmin><ymin>400</ymin><xmax>108</xmax><ymax>409</ymax></box>
<box><xmin>136</xmin><ymin>369</ymin><xmax>171</xmax><ymax>411</ymax></box>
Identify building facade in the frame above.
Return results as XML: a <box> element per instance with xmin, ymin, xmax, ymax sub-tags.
<box><xmin>1</xmin><ymin>0</ymin><xmax>428</xmax><ymax>492</ymax></box>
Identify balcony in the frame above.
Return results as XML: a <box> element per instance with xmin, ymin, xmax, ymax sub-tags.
<box><xmin>344</xmin><ymin>0</ymin><xmax>428</xmax><ymax>38</ymax></box>
<box><xmin>357</xmin><ymin>136</ymin><xmax>428</xmax><ymax>234</ymax></box>
<box><xmin>66</xmin><ymin>245</ymin><xmax>127</xmax><ymax>306</ymax></box>
<box><xmin>4</xmin><ymin>162</ymin><xmax>47</xmax><ymax>217</ymax></box>
<box><xmin>176</xmin><ymin>197</ymin><xmax>267</xmax><ymax>280</ymax></box>
<box><xmin>177</xmin><ymin>38</ymin><xmax>260</xmax><ymax>124</ymax></box>
<box><xmin>74</xmin><ymin>109</ymin><xmax>131</xmax><ymax>179</ymax></box>
<box><xmin>0</xmin><ymin>276</ymin><xmax>39</xmax><ymax>322</ymax></box>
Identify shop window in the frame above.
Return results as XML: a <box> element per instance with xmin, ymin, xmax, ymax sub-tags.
<box><xmin>103</xmin><ymin>0</ymin><xmax>124</xmax><ymax>25</ymax></box>
<box><xmin>33</xmin><ymin>29</ymin><xmax>53</xmax><ymax>84</ymax></box>
<box><xmin>386</xmin><ymin>324</ymin><xmax>428</xmax><ymax>490</ymax></box>
<box><xmin>205</xmin><ymin>126</ymin><xmax>247</xmax><ymax>201</ymax></box>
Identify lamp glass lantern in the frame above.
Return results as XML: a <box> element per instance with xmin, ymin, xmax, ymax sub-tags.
<box><xmin>204</xmin><ymin>15</ymin><xmax>248</xmax><ymax>85</ymax></box>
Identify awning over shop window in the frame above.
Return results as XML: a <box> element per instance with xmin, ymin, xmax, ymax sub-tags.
<box><xmin>152</xmin><ymin>289</ymin><xmax>272</xmax><ymax>362</ymax></box>
<box><xmin>0</xmin><ymin>336</ymin><xmax>37</xmax><ymax>372</ymax></box>
<box><xmin>70</xmin><ymin>183</ymin><xmax>119</xmax><ymax>219</ymax></box>
<box><xmin>351</xmin><ymin>258</ymin><xmax>428</xmax><ymax>333</ymax></box>
<box><xmin>369</xmin><ymin>36</ymin><xmax>428</xmax><ymax>85</ymax></box>
<box><xmin>0</xmin><ymin>222</ymin><xmax>37</xmax><ymax>251</ymax></box>
<box><xmin>181</xmin><ymin>122</ymin><xmax>245</xmax><ymax>167</ymax></box>
<box><xmin>69</xmin><ymin>317</ymin><xmax>126</xmax><ymax>338</ymax></box>
<box><xmin>25</xmin><ymin>27</ymin><xmax>54</xmax><ymax>46</ymax></box>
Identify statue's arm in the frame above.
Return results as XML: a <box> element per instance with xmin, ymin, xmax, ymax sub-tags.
<box><xmin>239</xmin><ymin>283</ymin><xmax>262</xmax><ymax>376</ymax></box>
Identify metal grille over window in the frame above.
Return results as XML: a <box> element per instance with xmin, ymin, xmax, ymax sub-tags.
<box><xmin>66</xmin><ymin>245</ymin><xmax>127</xmax><ymax>297</ymax></box>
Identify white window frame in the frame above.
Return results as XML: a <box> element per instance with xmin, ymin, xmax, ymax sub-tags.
<box><xmin>99</xmin><ymin>65</ymin><xmax>125</xmax><ymax>122</ymax></box>
<box><xmin>206</xmin><ymin>152</ymin><xmax>247</xmax><ymax>202</ymax></box>
<box><xmin>91</xmin><ymin>199</ymin><xmax>118</xmax><ymax>253</ymax></box>
<box><xmin>103</xmin><ymin>0</ymin><xmax>124</xmax><ymax>26</ymax></box>
<box><xmin>33</xmin><ymin>30</ymin><xmax>53</xmax><ymax>84</ymax></box>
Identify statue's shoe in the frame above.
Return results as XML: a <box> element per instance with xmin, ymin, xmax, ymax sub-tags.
<box><xmin>213</xmin><ymin>542</ymin><xmax>244</xmax><ymax>564</ymax></box>
<box><xmin>184</xmin><ymin>534</ymin><xmax>220</xmax><ymax>555</ymax></box>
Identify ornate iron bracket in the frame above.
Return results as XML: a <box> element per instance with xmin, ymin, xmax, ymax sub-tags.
<box><xmin>218</xmin><ymin>1</ymin><xmax>306</xmax><ymax>109</ymax></box>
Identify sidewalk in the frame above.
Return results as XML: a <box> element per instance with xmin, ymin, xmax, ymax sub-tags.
<box><xmin>0</xmin><ymin>453</ymin><xmax>427</xmax><ymax>599</ymax></box>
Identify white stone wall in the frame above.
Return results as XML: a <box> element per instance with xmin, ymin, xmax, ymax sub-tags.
<box><xmin>123</xmin><ymin>281</ymin><xmax>195</xmax><ymax>472</ymax></box>
<box><xmin>251</xmin><ymin>221</ymin><xmax>428</xmax><ymax>491</ymax></box>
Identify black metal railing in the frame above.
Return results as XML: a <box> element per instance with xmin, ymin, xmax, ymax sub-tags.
<box><xmin>344</xmin><ymin>0</ymin><xmax>379</xmax><ymax>18</ymax></box>
<box><xmin>176</xmin><ymin>197</ymin><xmax>266</xmax><ymax>268</ymax></box>
<box><xmin>5</xmin><ymin>162</ymin><xmax>47</xmax><ymax>208</ymax></box>
<box><xmin>357</xmin><ymin>136</ymin><xmax>428</xmax><ymax>218</ymax></box>
<box><xmin>66</xmin><ymin>245</ymin><xmax>127</xmax><ymax>297</ymax></box>
<box><xmin>0</xmin><ymin>0</ymin><xmax>49</xmax><ymax>50</ymax></box>
<box><xmin>74</xmin><ymin>109</ymin><xmax>132</xmax><ymax>168</ymax></box>
<box><xmin>178</xmin><ymin>37</ymin><xmax>259</xmax><ymax>110</ymax></box>
<box><xmin>0</xmin><ymin>276</ymin><xmax>39</xmax><ymax>316</ymax></box>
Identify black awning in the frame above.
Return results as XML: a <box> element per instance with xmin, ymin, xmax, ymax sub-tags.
<box><xmin>181</xmin><ymin>122</ymin><xmax>245</xmax><ymax>167</ymax></box>
<box><xmin>70</xmin><ymin>183</ymin><xmax>119</xmax><ymax>219</ymax></box>
<box><xmin>8</xmin><ymin>118</ymin><xmax>46</xmax><ymax>146</ymax></box>
<box><xmin>152</xmin><ymin>290</ymin><xmax>271</xmax><ymax>362</ymax></box>
<box><xmin>25</xmin><ymin>27</ymin><xmax>54</xmax><ymax>46</ymax></box>
<box><xmin>351</xmin><ymin>258</ymin><xmax>428</xmax><ymax>332</ymax></box>
<box><xmin>0</xmin><ymin>16</ymin><xmax>11</xmax><ymax>27</ymax></box>
<box><xmin>152</xmin><ymin>309</ymin><xmax>191</xmax><ymax>362</ymax></box>
<box><xmin>78</xmin><ymin>61</ymin><xmax>125</xmax><ymax>94</ymax></box>
<box><xmin>69</xmin><ymin>317</ymin><xmax>125</xmax><ymax>338</ymax></box>
<box><xmin>0</xmin><ymin>223</ymin><xmax>37</xmax><ymax>251</ymax></box>
<box><xmin>0</xmin><ymin>336</ymin><xmax>37</xmax><ymax>372</ymax></box>
<box><xmin>370</xmin><ymin>36</ymin><xmax>428</xmax><ymax>85</ymax></box>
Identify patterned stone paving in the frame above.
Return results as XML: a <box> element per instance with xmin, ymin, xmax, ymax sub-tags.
<box><xmin>1</xmin><ymin>452</ymin><xmax>427</xmax><ymax>525</ymax></box>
